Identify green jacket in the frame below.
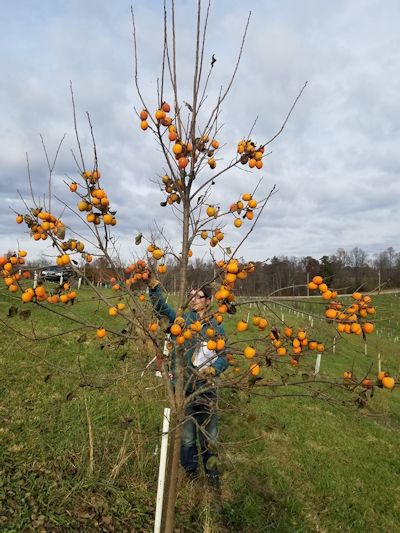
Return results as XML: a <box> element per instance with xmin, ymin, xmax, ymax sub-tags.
<box><xmin>149</xmin><ymin>285</ymin><xmax>228</xmax><ymax>392</ymax></box>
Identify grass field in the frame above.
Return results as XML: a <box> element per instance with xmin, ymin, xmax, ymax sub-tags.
<box><xmin>1</xmin><ymin>285</ymin><xmax>400</xmax><ymax>532</ymax></box>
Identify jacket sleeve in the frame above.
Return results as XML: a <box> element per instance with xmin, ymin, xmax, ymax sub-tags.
<box><xmin>211</xmin><ymin>323</ymin><xmax>229</xmax><ymax>376</ymax></box>
<box><xmin>148</xmin><ymin>284</ymin><xmax>176</xmax><ymax>324</ymax></box>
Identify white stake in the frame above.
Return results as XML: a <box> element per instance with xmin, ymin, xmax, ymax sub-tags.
<box><xmin>315</xmin><ymin>353</ymin><xmax>322</xmax><ymax>374</ymax></box>
<box><xmin>281</xmin><ymin>313</ymin><xmax>284</xmax><ymax>322</ymax></box>
<box><xmin>59</xmin><ymin>275</ymin><xmax>63</xmax><ymax>286</ymax></box>
<box><xmin>246</xmin><ymin>311</ymin><xmax>250</xmax><ymax>323</ymax></box>
<box><xmin>33</xmin><ymin>271</ymin><xmax>38</xmax><ymax>289</ymax></box>
<box><xmin>333</xmin><ymin>336</ymin><xmax>336</xmax><ymax>354</ymax></box>
<box><xmin>163</xmin><ymin>335</ymin><xmax>171</xmax><ymax>356</ymax></box>
<box><xmin>154</xmin><ymin>407</ymin><xmax>171</xmax><ymax>533</ymax></box>
<box><xmin>364</xmin><ymin>343</ymin><xmax>368</xmax><ymax>356</ymax></box>
<box><xmin>378</xmin><ymin>353</ymin><xmax>381</xmax><ymax>374</ymax></box>
<box><xmin>78</xmin><ymin>277</ymin><xmax>82</xmax><ymax>289</ymax></box>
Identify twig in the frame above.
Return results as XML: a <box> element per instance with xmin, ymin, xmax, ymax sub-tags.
<box><xmin>25</xmin><ymin>152</ymin><xmax>36</xmax><ymax>207</ymax></box>
<box><xmin>70</xmin><ymin>81</ymin><xmax>86</xmax><ymax>172</ymax></box>
<box><xmin>262</xmin><ymin>81</ymin><xmax>308</xmax><ymax>148</ymax></box>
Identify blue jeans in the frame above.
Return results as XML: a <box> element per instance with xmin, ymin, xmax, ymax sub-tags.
<box><xmin>180</xmin><ymin>391</ymin><xmax>219</xmax><ymax>477</ymax></box>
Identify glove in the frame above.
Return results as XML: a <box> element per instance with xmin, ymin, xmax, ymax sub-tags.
<box><xmin>147</xmin><ymin>277</ymin><xmax>160</xmax><ymax>290</ymax></box>
<box><xmin>143</xmin><ymin>271</ymin><xmax>160</xmax><ymax>289</ymax></box>
<box><xmin>198</xmin><ymin>366</ymin><xmax>216</xmax><ymax>378</ymax></box>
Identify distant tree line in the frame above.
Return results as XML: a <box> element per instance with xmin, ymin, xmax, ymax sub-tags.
<box><xmin>27</xmin><ymin>246</ymin><xmax>400</xmax><ymax>295</ymax></box>
<box><xmin>161</xmin><ymin>246</ymin><xmax>400</xmax><ymax>295</ymax></box>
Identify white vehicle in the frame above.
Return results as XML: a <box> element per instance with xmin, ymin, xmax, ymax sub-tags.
<box><xmin>41</xmin><ymin>265</ymin><xmax>72</xmax><ymax>282</ymax></box>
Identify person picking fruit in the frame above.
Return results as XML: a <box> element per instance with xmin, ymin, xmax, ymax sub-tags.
<box><xmin>146</xmin><ymin>274</ymin><xmax>227</xmax><ymax>487</ymax></box>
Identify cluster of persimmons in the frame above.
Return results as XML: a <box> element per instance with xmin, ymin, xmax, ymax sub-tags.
<box><xmin>308</xmin><ymin>276</ymin><xmax>375</xmax><ymax>336</ymax></box>
<box><xmin>237</xmin><ymin>320</ymin><xmax>325</xmax><ymax>369</ymax></box>
<box><xmin>342</xmin><ymin>370</ymin><xmax>395</xmax><ymax>391</ymax></box>
<box><xmin>160</xmin><ymin>174</ymin><xmax>183</xmax><ymax>207</ymax></box>
<box><xmin>124</xmin><ymin>259</ymin><xmax>152</xmax><ymax>287</ymax></box>
<box><xmin>0</xmin><ymin>251</ymin><xmax>29</xmax><ymax>294</ymax></box>
<box><xmin>73</xmin><ymin>169</ymin><xmax>116</xmax><ymax>228</ymax></box>
<box><xmin>140</xmin><ymin>102</ymin><xmax>221</xmax><ymax>172</ymax></box>
<box><xmin>16</xmin><ymin>209</ymin><xmax>66</xmax><ymax>249</ymax></box>
<box><xmin>199</xmin><ymin>193</ymin><xmax>259</xmax><ymax>249</ymax></box>
<box><xmin>9</xmin><ymin>171</ymin><xmax>113</xmax><ymax>304</ymax></box>
<box><xmin>229</xmin><ymin>192</ymin><xmax>258</xmax><ymax>225</ymax></box>
<box><xmin>213</xmin><ymin>258</ymin><xmax>325</xmax><ymax>376</ymax></box>
<box><xmin>237</xmin><ymin>139</ymin><xmax>265</xmax><ymax>169</ymax></box>
<box><xmin>156</xmin><ymin>318</ymin><xmax>227</xmax><ymax>351</ymax></box>
<box><xmin>0</xmin><ymin>250</ymin><xmax>77</xmax><ymax>304</ymax></box>
<box><xmin>15</xmin><ymin>171</ymin><xmax>100</xmax><ymax>266</ymax></box>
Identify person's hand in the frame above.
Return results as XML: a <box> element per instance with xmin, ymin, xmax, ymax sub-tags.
<box><xmin>142</xmin><ymin>271</ymin><xmax>159</xmax><ymax>289</ymax></box>
<box><xmin>197</xmin><ymin>366</ymin><xmax>216</xmax><ymax>378</ymax></box>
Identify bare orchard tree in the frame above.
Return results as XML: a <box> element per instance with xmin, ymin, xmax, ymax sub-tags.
<box><xmin>130</xmin><ymin>2</ymin><xmax>310</xmax><ymax>526</ymax></box>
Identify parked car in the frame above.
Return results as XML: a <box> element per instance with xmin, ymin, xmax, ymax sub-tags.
<box><xmin>41</xmin><ymin>266</ymin><xmax>73</xmax><ymax>282</ymax></box>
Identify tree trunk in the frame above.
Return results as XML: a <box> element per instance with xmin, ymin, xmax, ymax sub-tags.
<box><xmin>162</xmin><ymin>190</ymin><xmax>191</xmax><ymax>531</ymax></box>
<box><xmin>162</xmin><ymin>410</ymin><xmax>183</xmax><ymax>533</ymax></box>
<box><xmin>178</xmin><ymin>191</ymin><xmax>190</xmax><ymax>307</ymax></box>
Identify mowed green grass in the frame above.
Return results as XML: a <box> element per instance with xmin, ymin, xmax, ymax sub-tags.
<box><xmin>218</xmin><ymin>292</ymin><xmax>400</xmax><ymax>531</ymax></box>
<box><xmin>0</xmin><ymin>284</ymin><xmax>400</xmax><ymax>532</ymax></box>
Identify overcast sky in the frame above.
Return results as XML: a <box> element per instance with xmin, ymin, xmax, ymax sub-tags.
<box><xmin>1</xmin><ymin>0</ymin><xmax>399</xmax><ymax>264</ymax></box>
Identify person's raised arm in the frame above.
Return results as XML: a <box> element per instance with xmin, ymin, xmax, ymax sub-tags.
<box><xmin>145</xmin><ymin>274</ymin><xmax>176</xmax><ymax>324</ymax></box>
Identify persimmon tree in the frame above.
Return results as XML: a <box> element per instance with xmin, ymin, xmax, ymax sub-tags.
<box><xmin>1</xmin><ymin>2</ymin><xmax>394</xmax><ymax>531</ymax></box>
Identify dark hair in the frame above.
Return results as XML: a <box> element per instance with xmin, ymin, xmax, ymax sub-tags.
<box><xmin>188</xmin><ymin>284</ymin><xmax>212</xmax><ymax>300</ymax></box>
<box><xmin>201</xmin><ymin>284</ymin><xmax>212</xmax><ymax>300</ymax></box>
